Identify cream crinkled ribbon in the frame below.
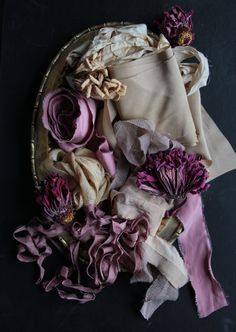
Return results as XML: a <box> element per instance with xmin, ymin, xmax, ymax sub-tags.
<box><xmin>174</xmin><ymin>45</ymin><xmax>209</xmax><ymax>96</ymax></box>
<box><xmin>66</xmin><ymin>24</ymin><xmax>170</xmax><ymax>100</ymax></box>
<box><xmin>39</xmin><ymin>148</ymin><xmax>110</xmax><ymax>209</ymax></box>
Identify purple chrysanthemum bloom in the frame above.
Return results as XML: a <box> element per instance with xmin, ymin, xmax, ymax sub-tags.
<box><xmin>36</xmin><ymin>174</ymin><xmax>74</xmax><ymax>224</ymax></box>
<box><xmin>156</xmin><ymin>5</ymin><xmax>195</xmax><ymax>46</ymax></box>
<box><xmin>136</xmin><ymin>148</ymin><xmax>209</xmax><ymax>201</ymax></box>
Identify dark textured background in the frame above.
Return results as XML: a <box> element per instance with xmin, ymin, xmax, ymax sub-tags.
<box><xmin>1</xmin><ymin>1</ymin><xmax>236</xmax><ymax>331</ymax></box>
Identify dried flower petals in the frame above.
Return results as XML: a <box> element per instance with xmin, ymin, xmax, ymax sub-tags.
<box><xmin>156</xmin><ymin>5</ymin><xmax>195</xmax><ymax>46</ymax></box>
<box><xmin>136</xmin><ymin>148</ymin><xmax>209</xmax><ymax>200</ymax></box>
<box><xmin>35</xmin><ymin>174</ymin><xmax>74</xmax><ymax>224</ymax></box>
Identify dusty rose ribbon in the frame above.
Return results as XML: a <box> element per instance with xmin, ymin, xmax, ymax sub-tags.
<box><xmin>87</xmin><ymin>132</ymin><xmax>116</xmax><ymax>177</ymax></box>
<box><xmin>176</xmin><ymin>193</ymin><xmax>228</xmax><ymax>317</ymax></box>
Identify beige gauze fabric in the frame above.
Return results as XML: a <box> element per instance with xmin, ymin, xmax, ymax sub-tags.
<box><xmin>38</xmin><ymin>148</ymin><xmax>110</xmax><ymax>210</ymax></box>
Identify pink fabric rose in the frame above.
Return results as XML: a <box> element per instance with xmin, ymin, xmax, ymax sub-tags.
<box><xmin>42</xmin><ymin>88</ymin><xmax>96</xmax><ymax>152</ymax></box>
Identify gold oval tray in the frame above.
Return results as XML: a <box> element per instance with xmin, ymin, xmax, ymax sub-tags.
<box><xmin>31</xmin><ymin>22</ymin><xmax>182</xmax><ymax>242</ymax></box>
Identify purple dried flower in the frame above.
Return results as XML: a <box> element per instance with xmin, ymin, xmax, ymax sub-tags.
<box><xmin>156</xmin><ymin>5</ymin><xmax>195</xmax><ymax>46</ymax></box>
<box><xmin>36</xmin><ymin>174</ymin><xmax>74</xmax><ymax>224</ymax></box>
<box><xmin>136</xmin><ymin>148</ymin><xmax>209</xmax><ymax>200</ymax></box>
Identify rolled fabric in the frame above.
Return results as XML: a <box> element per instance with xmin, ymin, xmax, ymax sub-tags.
<box><xmin>42</xmin><ymin>88</ymin><xmax>96</xmax><ymax>152</ymax></box>
<box><xmin>38</xmin><ymin>148</ymin><xmax>110</xmax><ymax>210</ymax></box>
<box><xmin>108</xmin><ymin>45</ymin><xmax>197</xmax><ymax>147</ymax></box>
<box><xmin>176</xmin><ymin>193</ymin><xmax>228</xmax><ymax>317</ymax></box>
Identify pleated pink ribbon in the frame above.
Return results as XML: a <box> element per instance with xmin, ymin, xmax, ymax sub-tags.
<box><xmin>176</xmin><ymin>193</ymin><xmax>228</xmax><ymax>317</ymax></box>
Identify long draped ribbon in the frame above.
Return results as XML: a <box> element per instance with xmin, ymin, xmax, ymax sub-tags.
<box><xmin>176</xmin><ymin>193</ymin><xmax>228</xmax><ymax>318</ymax></box>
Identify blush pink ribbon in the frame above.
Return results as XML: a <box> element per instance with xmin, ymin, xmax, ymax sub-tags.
<box><xmin>176</xmin><ymin>193</ymin><xmax>228</xmax><ymax>317</ymax></box>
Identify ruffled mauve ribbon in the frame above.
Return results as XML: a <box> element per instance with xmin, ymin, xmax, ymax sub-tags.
<box><xmin>176</xmin><ymin>193</ymin><xmax>228</xmax><ymax>317</ymax></box>
<box><xmin>13</xmin><ymin>220</ymin><xmax>66</xmax><ymax>283</ymax></box>
<box><xmin>13</xmin><ymin>207</ymin><xmax>149</xmax><ymax>303</ymax></box>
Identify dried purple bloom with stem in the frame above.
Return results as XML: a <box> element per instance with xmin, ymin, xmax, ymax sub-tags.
<box><xmin>136</xmin><ymin>148</ymin><xmax>209</xmax><ymax>216</ymax></box>
<box><xmin>36</xmin><ymin>174</ymin><xmax>74</xmax><ymax>224</ymax></box>
<box><xmin>155</xmin><ymin>5</ymin><xmax>195</xmax><ymax>46</ymax></box>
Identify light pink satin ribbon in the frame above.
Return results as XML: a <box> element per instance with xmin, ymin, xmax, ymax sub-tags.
<box><xmin>177</xmin><ymin>193</ymin><xmax>228</xmax><ymax>317</ymax></box>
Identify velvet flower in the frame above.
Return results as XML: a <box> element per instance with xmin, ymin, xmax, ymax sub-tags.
<box><xmin>42</xmin><ymin>88</ymin><xmax>96</xmax><ymax>152</ymax></box>
<box><xmin>156</xmin><ymin>5</ymin><xmax>194</xmax><ymax>46</ymax></box>
<box><xmin>136</xmin><ymin>148</ymin><xmax>209</xmax><ymax>200</ymax></box>
<box><xmin>35</xmin><ymin>174</ymin><xmax>74</xmax><ymax>224</ymax></box>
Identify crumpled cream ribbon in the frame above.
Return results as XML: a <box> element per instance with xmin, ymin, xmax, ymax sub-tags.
<box><xmin>68</xmin><ymin>24</ymin><xmax>162</xmax><ymax>66</ymax></box>
<box><xmin>174</xmin><ymin>46</ymin><xmax>209</xmax><ymax>96</ymax></box>
<box><xmin>39</xmin><ymin>148</ymin><xmax>110</xmax><ymax>209</ymax></box>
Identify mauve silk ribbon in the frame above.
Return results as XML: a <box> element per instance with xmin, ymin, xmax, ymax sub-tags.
<box><xmin>176</xmin><ymin>193</ymin><xmax>228</xmax><ymax>318</ymax></box>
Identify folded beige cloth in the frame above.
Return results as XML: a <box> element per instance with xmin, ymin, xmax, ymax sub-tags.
<box><xmin>108</xmin><ymin>46</ymin><xmax>197</xmax><ymax>147</ymax></box>
<box><xmin>97</xmin><ymin>44</ymin><xmax>236</xmax><ymax>180</ymax></box>
<box><xmin>39</xmin><ymin>148</ymin><xmax>110</xmax><ymax>209</ymax></box>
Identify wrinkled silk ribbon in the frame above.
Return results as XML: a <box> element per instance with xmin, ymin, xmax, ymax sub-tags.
<box><xmin>87</xmin><ymin>132</ymin><xmax>116</xmax><ymax>176</ymax></box>
<box><xmin>177</xmin><ymin>193</ymin><xmax>228</xmax><ymax>318</ymax></box>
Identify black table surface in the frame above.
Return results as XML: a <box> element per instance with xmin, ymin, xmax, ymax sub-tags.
<box><xmin>1</xmin><ymin>1</ymin><xmax>236</xmax><ymax>331</ymax></box>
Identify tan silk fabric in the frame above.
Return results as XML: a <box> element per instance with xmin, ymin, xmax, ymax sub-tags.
<box><xmin>38</xmin><ymin>148</ymin><xmax>110</xmax><ymax>209</ymax></box>
<box><xmin>97</xmin><ymin>45</ymin><xmax>236</xmax><ymax>180</ymax></box>
<box><xmin>108</xmin><ymin>46</ymin><xmax>197</xmax><ymax>147</ymax></box>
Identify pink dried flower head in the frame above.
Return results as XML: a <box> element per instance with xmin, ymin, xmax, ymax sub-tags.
<box><xmin>136</xmin><ymin>148</ymin><xmax>209</xmax><ymax>200</ymax></box>
<box><xmin>36</xmin><ymin>174</ymin><xmax>74</xmax><ymax>224</ymax></box>
<box><xmin>156</xmin><ymin>5</ymin><xmax>195</xmax><ymax>46</ymax></box>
